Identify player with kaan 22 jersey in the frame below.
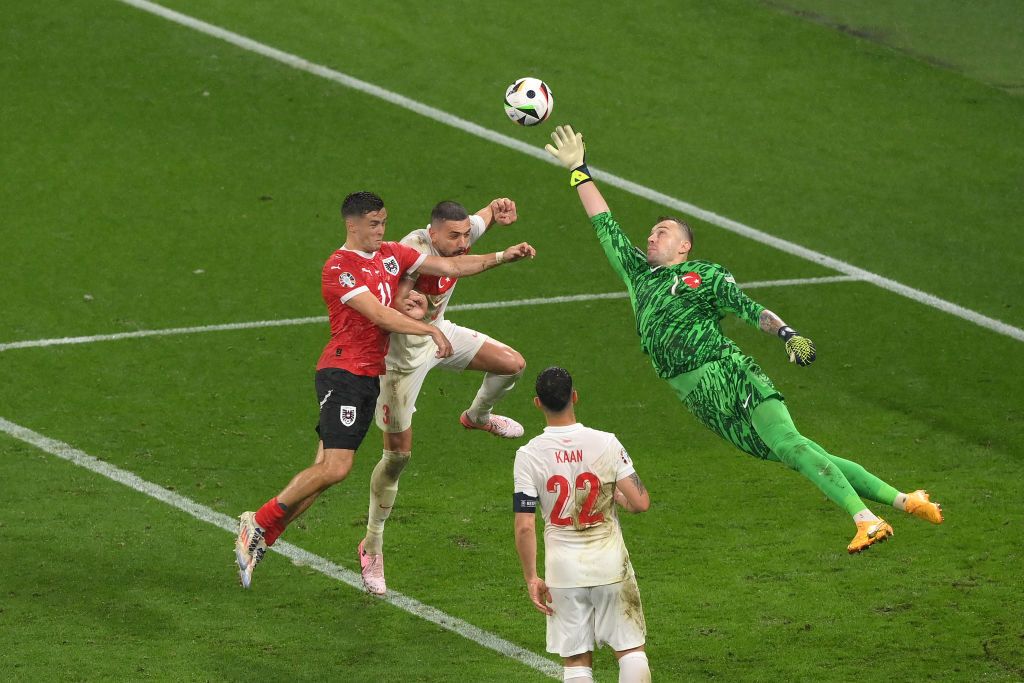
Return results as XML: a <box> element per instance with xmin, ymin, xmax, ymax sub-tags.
<box><xmin>514</xmin><ymin>367</ymin><xmax>651</xmax><ymax>683</ymax></box>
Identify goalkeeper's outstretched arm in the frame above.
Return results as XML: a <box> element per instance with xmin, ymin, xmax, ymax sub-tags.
<box><xmin>759</xmin><ymin>309</ymin><xmax>817</xmax><ymax>367</ymax></box>
<box><xmin>545</xmin><ymin>125</ymin><xmax>609</xmax><ymax>217</ymax></box>
<box><xmin>758</xmin><ymin>309</ymin><xmax>787</xmax><ymax>336</ymax></box>
<box><xmin>544</xmin><ymin>125</ymin><xmax>651</xmax><ymax>285</ymax></box>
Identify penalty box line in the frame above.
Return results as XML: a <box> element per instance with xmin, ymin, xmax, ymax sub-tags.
<box><xmin>0</xmin><ymin>416</ymin><xmax>563</xmax><ymax>679</ymax></box>
<box><xmin>0</xmin><ymin>275</ymin><xmax>860</xmax><ymax>352</ymax></box>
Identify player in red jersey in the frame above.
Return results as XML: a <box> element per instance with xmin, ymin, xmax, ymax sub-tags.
<box><xmin>234</xmin><ymin>191</ymin><xmax>536</xmax><ymax>588</ymax></box>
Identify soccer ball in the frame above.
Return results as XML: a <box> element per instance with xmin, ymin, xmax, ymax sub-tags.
<box><xmin>504</xmin><ymin>77</ymin><xmax>554</xmax><ymax>127</ymax></box>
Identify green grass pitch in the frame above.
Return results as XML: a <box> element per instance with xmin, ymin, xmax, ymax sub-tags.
<box><xmin>2</xmin><ymin>0</ymin><xmax>1022</xmax><ymax>680</ymax></box>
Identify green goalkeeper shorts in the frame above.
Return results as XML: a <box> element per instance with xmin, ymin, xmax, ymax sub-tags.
<box><xmin>666</xmin><ymin>352</ymin><xmax>783</xmax><ymax>459</ymax></box>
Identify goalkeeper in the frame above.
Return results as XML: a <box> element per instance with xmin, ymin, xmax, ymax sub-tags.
<box><xmin>545</xmin><ymin>125</ymin><xmax>943</xmax><ymax>553</ymax></box>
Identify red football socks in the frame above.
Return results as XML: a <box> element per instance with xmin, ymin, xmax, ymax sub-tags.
<box><xmin>254</xmin><ymin>497</ymin><xmax>289</xmax><ymax>546</ymax></box>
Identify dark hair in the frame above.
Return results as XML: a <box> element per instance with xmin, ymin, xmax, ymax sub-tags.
<box><xmin>658</xmin><ymin>215</ymin><xmax>694</xmax><ymax>245</ymax></box>
<box><xmin>536</xmin><ymin>367</ymin><xmax>574</xmax><ymax>412</ymax></box>
<box><xmin>430</xmin><ymin>200</ymin><xmax>469</xmax><ymax>227</ymax></box>
<box><xmin>341</xmin><ymin>191</ymin><xmax>385</xmax><ymax>218</ymax></box>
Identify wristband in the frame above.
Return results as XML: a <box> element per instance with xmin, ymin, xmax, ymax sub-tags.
<box><xmin>778</xmin><ymin>326</ymin><xmax>798</xmax><ymax>341</ymax></box>
<box><xmin>495</xmin><ymin>250</ymin><xmax>505</xmax><ymax>264</ymax></box>
<box><xmin>569</xmin><ymin>164</ymin><xmax>592</xmax><ymax>187</ymax></box>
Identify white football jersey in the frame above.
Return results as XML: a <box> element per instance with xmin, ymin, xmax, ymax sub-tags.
<box><xmin>386</xmin><ymin>214</ymin><xmax>487</xmax><ymax>371</ymax></box>
<box><xmin>514</xmin><ymin>423</ymin><xmax>636</xmax><ymax>589</ymax></box>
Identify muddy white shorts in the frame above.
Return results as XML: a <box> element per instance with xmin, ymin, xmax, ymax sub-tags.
<box><xmin>375</xmin><ymin>319</ymin><xmax>489</xmax><ymax>433</ymax></box>
<box><xmin>546</xmin><ymin>567</ymin><xmax>646</xmax><ymax>657</ymax></box>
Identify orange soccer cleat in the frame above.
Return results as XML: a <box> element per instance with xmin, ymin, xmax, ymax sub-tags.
<box><xmin>847</xmin><ymin>518</ymin><xmax>894</xmax><ymax>554</ymax></box>
<box><xmin>904</xmin><ymin>490</ymin><xmax>944</xmax><ymax>524</ymax></box>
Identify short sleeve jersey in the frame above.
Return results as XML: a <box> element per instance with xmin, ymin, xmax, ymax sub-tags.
<box><xmin>316</xmin><ymin>242</ymin><xmax>427</xmax><ymax>376</ymax></box>
<box><xmin>514</xmin><ymin>423</ymin><xmax>636</xmax><ymax>589</ymax></box>
<box><xmin>591</xmin><ymin>211</ymin><xmax>766</xmax><ymax>378</ymax></box>
<box><xmin>386</xmin><ymin>214</ymin><xmax>487</xmax><ymax>371</ymax></box>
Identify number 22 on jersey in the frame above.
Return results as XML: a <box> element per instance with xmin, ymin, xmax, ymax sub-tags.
<box><xmin>546</xmin><ymin>472</ymin><xmax>606</xmax><ymax>528</ymax></box>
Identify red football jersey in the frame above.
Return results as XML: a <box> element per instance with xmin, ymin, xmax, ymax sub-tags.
<box><xmin>316</xmin><ymin>242</ymin><xmax>427</xmax><ymax>376</ymax></box>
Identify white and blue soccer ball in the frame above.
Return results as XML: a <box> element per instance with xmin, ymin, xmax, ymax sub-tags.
<box><xmin>504</xmin><ymin>77</ymin><xmax>554</xmax><ymax>127</ymax></box>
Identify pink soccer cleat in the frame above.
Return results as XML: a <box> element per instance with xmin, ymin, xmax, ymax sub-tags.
<box><xmin>459</xmin><ymin>411</ymin><xmax>524</xmax><ymax>439</ymax></box>
<box><xmin>358</xmin><ymin>539</ymin><xmax>386</xmax><ymax>595</ymax></box>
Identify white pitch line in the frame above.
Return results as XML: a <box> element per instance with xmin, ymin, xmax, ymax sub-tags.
<box><xmin>0</xmin><ymin>275</ymin><xmax>858</xmax><ymax>352</ymax></box>
<box><xmin>0</xmin><ymin>416</ymin><xmax>561</xmax><ymax>679</ymax></box>
<box><xmin>0</xmin><ymin>316</ymin><xmax>326</xmax><ymax>352</ymax></box>
<box><xmin>112</xmin><ymin>0</ymin><xmax>1024</xmax><ymax>343</ymax></box>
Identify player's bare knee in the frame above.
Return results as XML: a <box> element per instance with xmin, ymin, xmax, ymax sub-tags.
<box><xmin>384</xmin><ymin>429</ymin><xmax>412</xmax><ymax>453</ymax></box>
<box><xmin>564</xmin><ymin>652</ymin><xmax>593</xmax><ymax>667</ymax></box>
<box><xmin>322</xmin><ymin>464</ymin><xmax>350</xmax><ymax>485</ymax></box>
<box><xmin>320</xmin><ymin>452</ymin><xmax>355</xmax><ymax>484</ymax></box>
<box><xmin>498</xmin><ymin>348</ymin><xmax>526</xmax><ymax>376</ymax></box>
<box><xmin>614</xmin><ymin>645</ymin><xmax>646</xmax><ymax>659</ymax></box>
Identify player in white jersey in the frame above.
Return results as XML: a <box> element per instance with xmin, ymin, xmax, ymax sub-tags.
<box><xmin>514</xmin><ymin>367</ymin><xmax>652</xmax><ymax>683</ymax></box>
<box><xmin>358</xmin><ymin>198</ymin><xmax>529</xmax><ymax>594</ymax></box>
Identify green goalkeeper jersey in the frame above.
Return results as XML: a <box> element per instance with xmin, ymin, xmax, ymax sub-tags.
<box><xmin>592</xmin><ymin>212</ymin><xmax>765</xmax><ymax>379</ymax></box>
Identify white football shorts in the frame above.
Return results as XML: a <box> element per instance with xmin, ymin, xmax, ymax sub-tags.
<box><xmin>546</xmin><ymin>567</ymin><xmax>646</xmax><ymax>657</ymax></box>
<box><xmin>375</xmin><ymin>319</ymin><xmax>489</xmax><ymax>433</ymax></box>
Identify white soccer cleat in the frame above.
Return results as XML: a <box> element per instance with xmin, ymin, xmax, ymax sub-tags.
<box><xmin>358</xmin><ymin>539</ymin><xmax>387</xmax><ymax>595</ymax></box>
<box><xmin>459</xmin><ymin>411</ymin><xmax>525</xmax><ymax>439</ymax></box>
<box><xmin>236</xmin><ymin>511</ymin><xmax>267</xmax><ymax>589</ymax></box>
<box><xmin>238</xmin><ymin>540</ymin><xmax>267</xmax><ymax>589</ymax></box>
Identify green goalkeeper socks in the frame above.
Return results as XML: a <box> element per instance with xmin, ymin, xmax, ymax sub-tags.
<box><xmin>751</xmin><ymin>399</ymin><xmax>866</xmax><ymax>517</ymax></box>
<box><xmin>809</xmin><ymin>445</ymin><xmax>901</xmax><ymax>507</ymax></box>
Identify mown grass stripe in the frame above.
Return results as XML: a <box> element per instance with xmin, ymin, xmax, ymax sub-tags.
<box><xmin>0</xmin><ymin>276</ymin><xmax>859</xmax><ymax>351</ymax></box>
<box><xmin>0</xmin><ymin>416</ymin><xmax>562</xmax><ymax>679</ymax></box>
<box><xmin>113</xmin><ymin>0</ymin><xmax>1024</xmax><ymax>343</ymax></box>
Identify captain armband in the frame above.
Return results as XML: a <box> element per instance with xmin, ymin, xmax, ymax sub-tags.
<box><xmin>513</xmin><ymin>492</ymin><xmax>539</xmax><ymax>513</ymax></box>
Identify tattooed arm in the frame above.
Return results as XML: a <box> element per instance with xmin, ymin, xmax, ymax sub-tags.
<box><xmin>719</xmin><ymin>268</ymin><xmax>817</xmax><ymax>365</ymax></box>
<box><xmin>615</xmin><ymin>472</ymin><xmax>650</xmax><ymax>513</ymax></box>
<box><xmin>758</xmin><ymin>309</ymin><xmax>787</xmax><ymax>336</ymax></box>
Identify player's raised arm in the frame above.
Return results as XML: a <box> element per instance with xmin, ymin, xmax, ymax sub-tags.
<box><xmin>475</xmin><ymin>197</ymin><xmax>518</xmax><ymax>229</ymax></box>
<box><xmin>345</xmin><ymin>291</ymin><xmax>452</xmax><ymax>358</ymax></box>
<box><xmin>415</xmin><ymin>243</ymin><xmax>536</xmax><ymax>278</ymax></box>
<box><xmin>545</xmin><ymin>125</ymin><xmax>609</xmax><ymax>217</ymax></box>
<box><xmin>545</xmin><ymin>125</ymin><xmax>645</xmax><ymax>284</ymax></box>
